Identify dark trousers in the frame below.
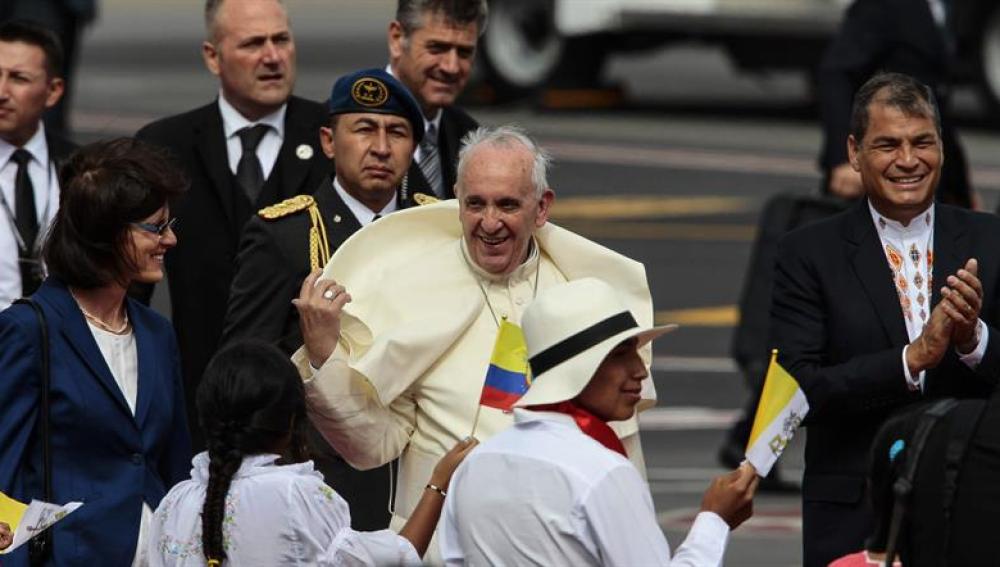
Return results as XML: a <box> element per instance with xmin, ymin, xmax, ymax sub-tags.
<box><xmin>802</xmin><ymin>495</ymin><xmax>874</xmax><ymax>567</ymax></box>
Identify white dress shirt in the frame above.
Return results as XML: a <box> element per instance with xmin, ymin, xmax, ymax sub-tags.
<box><xmin>868</xmin><ymin>201</ymin><xmax>988</xmax><ymax>391</ymax></box>
<box><xmin>0</xmin><ymin>126</ymin><xmax>59</xmax><ymax>307</ymax></box>
<box><xmin>440</xmin><ymin>409</ymin><xmax>729</xmax><ymax>567</ymax></box>
<box><xmin>149</xmin><ymin>452</ymin><xmax>419</xmax><ymax>566</ymax></box>
<box><xmin>217</xmin><ymin>93</ymin><xmax>285</xmax><ymax>180</ymax></box>
<box><xmin>333</xmin><ymin>177</ymin><xmax>398</xmax><ymax>225</ymax></box>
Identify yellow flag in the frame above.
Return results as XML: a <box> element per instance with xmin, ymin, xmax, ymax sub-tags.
<box><xmin>745</xmin><ymin>350</ymin><xmax>809</xmax><ymax>477</ymax></box>
<box><xmin>0</xmin><ymin>491</ymin><xmax>28</xmax><ymax>533</ymax></box>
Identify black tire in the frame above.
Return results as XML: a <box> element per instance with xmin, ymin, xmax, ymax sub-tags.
<box><xmin>478</xmin><ymin>0</ymin><xmax>564</xmax><ymax>100</ymax></box>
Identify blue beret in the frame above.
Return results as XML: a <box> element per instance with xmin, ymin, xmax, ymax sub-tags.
<box><xmin>326</xmin><ymin>68</ymin><xmax>424</xmax><ymax>144</ymax></box>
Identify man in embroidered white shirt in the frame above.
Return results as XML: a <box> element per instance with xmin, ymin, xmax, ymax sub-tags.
<box><xmin>441</xmin><ymin>278</ymin><xmax>758</xmax><ymax>566</ymax></box>
<box><xmin>771</xmin><ymin>71</ymin><xmax>1000</xmax><ymax>567</ymax></box>
<box><xmin>292</xmin><ymin>125</ymin><xmax>657</xmax><ymax>561</ymax></box>
<box><xmin>0</xmin><ymin>21</ymin><xmax>70</xmax><ymax>307</ymax></box>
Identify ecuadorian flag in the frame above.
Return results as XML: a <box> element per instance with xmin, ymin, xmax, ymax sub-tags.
<box><xmin>745</xmin><ymin>350</ymin><xmax>809</xmax><ymax>477</ymax></box>
<box><xmin>479</xmin><ymin>319</ymin><xmax>531</xmax><ymax>411</ymax></box>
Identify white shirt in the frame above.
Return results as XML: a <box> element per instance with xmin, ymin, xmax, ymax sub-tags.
<box><xmin>85</xmin><ymin>321</ymin><xmax>151</xmax><ymax>567</ymax></box>
<box><xmin>868</xmin><ymin>201</ymin><xmax>988</xmax><ymax>391</ymax></box>
<box><xmin>149</xmin><ymin>452</ymin><xmax>420</xmax><ymax>566</ymax></box>
<box><xmin>217</xmin><ymin>93</ymin><xmax>285</xmax><ymax>180</ymax></box>
<box><xmin>0</xmin><ymin>126</ymin><xmax>59</xmax><ymax>307</ymax></box>
<box><xmin>440</xmin><ymin>410</ymin><xmax>729</xmax><ymax>567</ymax></box>
<box><xmin>333</xmin><ymin>177</ymin><xmax>398</xmax><ymax>226</ymax></box>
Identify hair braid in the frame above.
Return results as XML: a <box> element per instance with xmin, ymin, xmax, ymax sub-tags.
<box><xmin>201</xmin><ymin>428</ymin><xmax>244</xmax><ymax>562</ymax></box>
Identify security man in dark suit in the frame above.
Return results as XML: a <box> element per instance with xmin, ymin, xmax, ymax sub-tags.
<box><xmin>772</xmin><ymin>72</ymin><xmax>1000</xmax><ymax>567</ymax></box>
<box><xmin>135</xmin><ymin>0</ymin><xmax>331</xmax><ymax>449</ymax></box>
<box><xmin>388</xmin><ymin>0</ymin><xmax>485</xmax><ymax>199</ymax></box>
<box><xmin>222</xmin><ymin>68</ymin><xmax>429</xmax><ymax>531</ymax></box>
<box><xmin>0</xmin><ymin>21</ymin><xmax>74</xmax><ymax>307</ymax></box>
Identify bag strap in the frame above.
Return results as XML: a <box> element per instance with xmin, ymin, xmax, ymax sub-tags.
<box><xmin>13</xmin><ymin>298</ymin><xmax>52</xmax><ymax>565</ymax></box>
<box><xmin>883</xmin><ymin>398</ymin><xmax>958</xmax><ymax>566</ymax></box>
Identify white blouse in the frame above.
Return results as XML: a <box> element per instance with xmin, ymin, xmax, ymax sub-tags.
<box><xmin>149</xmin><ymin>453</ymin><xmax>420</xmax><ymax>566</ymax></box>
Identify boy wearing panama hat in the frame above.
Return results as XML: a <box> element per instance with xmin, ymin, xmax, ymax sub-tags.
<box><xmin>439</xmin><ymin>278</ymin><xmax>758</xmax><ymax>566</ymax></box>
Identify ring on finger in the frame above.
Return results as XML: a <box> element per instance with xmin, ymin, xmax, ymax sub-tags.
<box><xmin>323</xmin><ymin>288</ymin><xmax>339</xmax><ymax>301</ymax></box>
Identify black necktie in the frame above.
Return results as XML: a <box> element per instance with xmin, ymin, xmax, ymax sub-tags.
<box><xmin>12</xmin><ymin>149</ymin><xmax>41</xmax><ymax>295</ymax></box>
<box><xmin>235</xmin><ymin>124</ymin><xmax>269</xmax><ymax>203</ymax></box>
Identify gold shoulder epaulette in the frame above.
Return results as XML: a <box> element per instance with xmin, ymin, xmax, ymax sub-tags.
<box><xmin>413</xmin><ymin>193</ymin><xmax>439</xmax><ymax>206</ymax></box>
<box><xmin>258</xmin><ymin>195</ymin><xmax>316</xmax><ymax>220</ymax></box>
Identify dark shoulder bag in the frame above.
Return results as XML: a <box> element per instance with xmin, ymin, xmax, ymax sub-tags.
<box><xmin>13</xmin><ymin>298</ymin><xmax>52</xmax><ymax>565</ymax></box>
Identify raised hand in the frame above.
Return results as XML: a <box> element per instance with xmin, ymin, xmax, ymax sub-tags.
<box><xmin>292</xmin><ymin>269</ymin><xmax>352</xmax><ymax>368</ymax></box>
<box><xmin>700</xmin><ymin>461</ymin><xmax>759</xmax><ymax>530</ymax></box>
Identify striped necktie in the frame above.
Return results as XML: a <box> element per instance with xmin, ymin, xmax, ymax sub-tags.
<box><xmin>418</xmin><ymin>124</ymin><xmax>443</xmax><ymax>197</ymax></box>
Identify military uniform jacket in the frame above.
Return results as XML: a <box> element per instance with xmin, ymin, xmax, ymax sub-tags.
<box><xmin>222</xmin><ymin>177</ymin><xmax>425</xmax><ymax>354</ymax></box>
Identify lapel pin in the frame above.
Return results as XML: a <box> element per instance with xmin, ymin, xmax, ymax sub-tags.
<box><xmin>333</xmin><ymin>214</ymin><xmax>342</xmax><ymax>223</ymax></box>
<box><xmin>296</xmin><ymin>144</ymin><xmax>314</xmax><ymax>160</ymax></box>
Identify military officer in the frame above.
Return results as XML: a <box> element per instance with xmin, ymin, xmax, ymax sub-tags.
<box><xmin>221</xmin><ymin>68</ymin><xmax>429</xmax><ymax>530</ymax></box>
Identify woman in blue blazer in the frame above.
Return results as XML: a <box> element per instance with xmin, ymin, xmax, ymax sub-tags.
<box><xmin>0</xmin><ymin>138</ymin><xmax>191</xmax><ymax>565</ymax></box>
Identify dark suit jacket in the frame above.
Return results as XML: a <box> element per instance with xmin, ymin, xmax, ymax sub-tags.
<box><xmin>818</xmin><ymin>0</ymin><xmax>970</xmax><ymax>206</ymax></box>
<box><xmin>135</xmin><ymin>96</ymin><xmax>331</xmax><ymax>449</ymax></box>
<box><xmin>0</xmin><ymin>279</ymin><xmax>190</xmax><ymax>565</ymax></box>
<box><xmin>404</xmin><ymin>105</ymin><xmax>478</xmax><ymax>199</ymax></box>
<box><xmin>770</xmin><ymin>200</ymin><xmax>1000</xmax><ymax>566</ymax></box>
<box><xmin>46</xmin><ymin>131</ymin><xmax>76</xmax><ymax>165</ymax></box>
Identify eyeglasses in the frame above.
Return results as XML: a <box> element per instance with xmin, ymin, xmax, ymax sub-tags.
<box><xmin>131</xmin><ymin>217</ymin><xmax>178</xmax><ymax>237</ymax></box>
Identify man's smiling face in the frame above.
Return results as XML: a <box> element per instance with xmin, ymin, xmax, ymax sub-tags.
<box><xmin>849</xmin><ymin>96</ymin><xmax>942</xmax><ymax>225</ymax></box>
<box><xmin>458</xmin><ymin>144</ymin><xmax>553</xmax><ymax>276</ymax></box>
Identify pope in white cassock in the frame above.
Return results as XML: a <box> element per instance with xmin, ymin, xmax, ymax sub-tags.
<box><xmin>292</xmin><ymin>125</ymin><xmax>657</xmax><ymax>559</ymax></box>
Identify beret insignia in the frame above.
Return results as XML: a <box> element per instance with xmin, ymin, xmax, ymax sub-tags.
<box><xmin>258</xmin><ymin>195</ymin><xmax>316</xmax><ymax>220</ymax></box>
<box><xmin>351</xmin><ymin>77</ymin><xmax>389</xmax><ymax>107</ymax></box>
<box><xmin>413</xmin><ymin>193</ymin><xmax>440</xmax><ymax>206</ymax></box>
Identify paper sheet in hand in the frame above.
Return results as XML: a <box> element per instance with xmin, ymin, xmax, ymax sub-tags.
<box><xmin>744</xmin><ymin>351</ymin><xmax>809</xmax><ymax>477</ymax></box>
<box><xmin>0</xmin><ymin>498</ymin><xmax>82</xmax><ymax>554</ymax></box>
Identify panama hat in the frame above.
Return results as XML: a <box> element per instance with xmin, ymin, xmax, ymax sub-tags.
<box><xmin>516</xmin><ymin>278</ymin><xmax>677</xmax><ymax>408</ymax></box>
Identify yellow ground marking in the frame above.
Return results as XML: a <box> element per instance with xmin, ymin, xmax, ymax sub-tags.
<box><xmin>557</xmin><ymin>220</ymin><xmax>756</xmax><ymax>242</ymax></box>
<box><xmin>551</xmin><ymin>195</ymin><xmax>753</xmax><ymax>220</ymax></box>
<box><xmin>655</xmin><ymin>305</ymin><xmax>739</xmax><ymax>327</ymax></box>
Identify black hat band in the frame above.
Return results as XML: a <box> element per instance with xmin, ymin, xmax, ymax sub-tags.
<box><xmin>529</xmin><ymin>311</ymin><xmax>638</xmax><ymax>377</ymax></box>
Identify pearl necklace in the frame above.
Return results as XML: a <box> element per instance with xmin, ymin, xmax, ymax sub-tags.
<box><xmin>70</xmin><ymin>291</ymin><xmax>130</xmax><ymax>335</ymax></box>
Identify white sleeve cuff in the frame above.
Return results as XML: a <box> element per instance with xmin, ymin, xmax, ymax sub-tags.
<box><xmin>901</xmin><ymin>345</ymin><xmax>925</xmax><ymax>392</ymax></box>
<box><xmin>957</xmin><ymin>319</ymin><xmax>989</xmax><ymax>369</ymax></box>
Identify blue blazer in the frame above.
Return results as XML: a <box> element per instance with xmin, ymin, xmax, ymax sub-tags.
<box><xmin>0</xmin><ymin>279</ymin><xmax>191</xmax><ymax>565</ymax></box>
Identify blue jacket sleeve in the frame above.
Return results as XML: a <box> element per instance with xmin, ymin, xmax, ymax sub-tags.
<box><xmin>0</xmin><ymin>307</ymin><xmax>42</xmax><ymax>493</ymax></box>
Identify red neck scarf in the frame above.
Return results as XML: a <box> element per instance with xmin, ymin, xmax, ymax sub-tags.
<box><xmin>528</xmin><ymin>401</ymin><xmax>627</xmax><ymax>457</ymax></box>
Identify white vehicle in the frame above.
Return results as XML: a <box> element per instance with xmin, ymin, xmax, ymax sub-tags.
<box><xmin>480</xmin><ymin>0</ymin><xmax>1000</xmax><ymax>111</ymax></box>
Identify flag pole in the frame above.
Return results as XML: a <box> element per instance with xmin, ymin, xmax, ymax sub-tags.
<box><xmin>470</xmin><ymin>401</ymin><xmax>484</xmax><ymax>438</ymax></box>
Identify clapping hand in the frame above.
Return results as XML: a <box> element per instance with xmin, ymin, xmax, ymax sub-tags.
<box><xmin>939</xmin><ymin>259</ymin><xmax>983</xmax><ymax>354</ymax></box>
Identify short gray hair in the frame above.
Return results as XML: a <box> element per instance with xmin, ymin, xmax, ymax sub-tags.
<box><xmin>456</xmin><ymin>125</ymin><xmax>551</xmax><ymax>198</ymax></box>
<box><xmin>396</xmin><ymin>0</ymin><xmax>488</xmax><ymax>37</ymax></box>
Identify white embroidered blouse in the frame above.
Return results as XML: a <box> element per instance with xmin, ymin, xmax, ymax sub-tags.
<box><xmin>148</xmin><ymin>452</ymin><xmax>419</xmax><ymax>566</ymax></box>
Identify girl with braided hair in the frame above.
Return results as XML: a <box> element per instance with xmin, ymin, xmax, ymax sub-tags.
<box><xmin>149</xmin><ymin>341</ymin><xmax>477</xmax><ymax>565</ymax></box>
